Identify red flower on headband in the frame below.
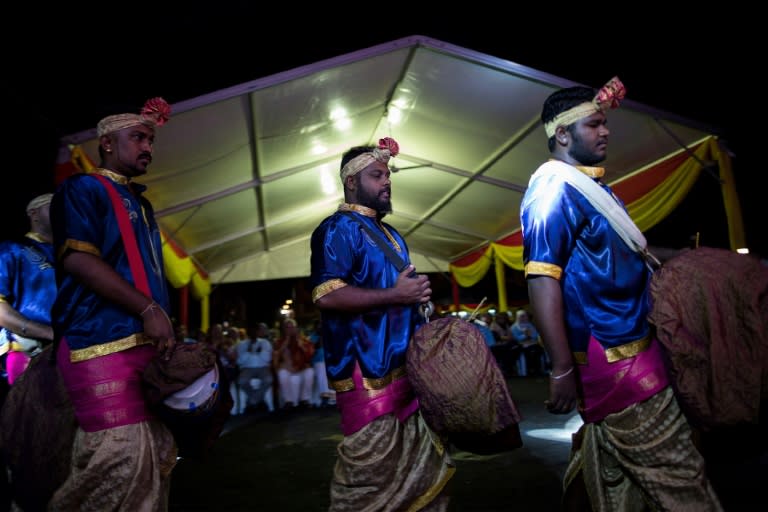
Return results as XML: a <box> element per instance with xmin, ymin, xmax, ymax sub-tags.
<box><xmin>594</xmin><ymin>77</ymin><xmax>626</xmax><ymax>110</ymax></box>
<box><xmin>141</xmin><ymin>97</ymin><xmax>172</xmax><ymax>126</ymax></box>
<box><xmin>378</xmin><ymin>137</ymin><xmax>400</xmax><ymax>157</ymax></box>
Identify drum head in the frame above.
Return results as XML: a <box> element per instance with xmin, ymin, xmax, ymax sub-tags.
<box><xmin>163</xmin><ymin>365</ymin><xmax>220</xmax><ymax>414</ymax></box>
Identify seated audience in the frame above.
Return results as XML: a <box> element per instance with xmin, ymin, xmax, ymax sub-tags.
<box><xmin>272</xmin><ymin>318</ymin><xmax>315</xmax><ymax>409</ymax></box>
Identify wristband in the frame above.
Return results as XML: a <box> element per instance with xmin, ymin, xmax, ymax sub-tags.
<box><xmin>550</xmin><ymin>366</ymin><xmax>574</xmax><ymax>380</ymax></box>
<box><xmin>140</xmin><ymin>301</ymin><xmax>158</xmax><ymax>316</ymax></box>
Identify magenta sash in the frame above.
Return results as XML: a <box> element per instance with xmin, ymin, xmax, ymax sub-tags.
<box><xmin>56</xmin><ymin>340</ymin><xmax>156</xmax><ymax>432</ymax></box>
<box><xmin>580</xmin><ymin>335</ymin><xmax>669</xmax><ymax>423</ymax></box>
<box><xmin>335</xmin><ymin>363</ymin><xmax>419</xmax><ymax>435</ymax></box>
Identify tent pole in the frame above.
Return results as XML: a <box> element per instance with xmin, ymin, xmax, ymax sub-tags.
<box><xmin>179</xmin><ymin>285</ymin><xmax>189</xmax><ymax>329</ymax></box>
<box><xmin>714</xmin><ymin>139</ymin><xmax>746</xmax><ymax>251</ymax></box>
<box><xmin>451</xmin><ymin>274</ymin><xmax>460</xmax><ymax>313</ymax></box>
<box><xmin>495</xmin><ymin>255</ymin><xmax>508</xmax><ymax>313</ymax></box>
<box><xmin>201</xmin><ymin>295</ymin><xmax>210</xmax><ymax>334</ymax></box>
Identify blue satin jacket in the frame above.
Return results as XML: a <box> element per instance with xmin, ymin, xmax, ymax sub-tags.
<box><xmin>0</xmin><ymin>233</ymin><xmax>56</xmax><ymax>344</ymax></box>
<box><xmin>521</xmin><ymin>163</ymin><xmax>651</xmax><ymax>354</ymax></box>
<box><xmin>310</xmin><ymin>205</ymin><xmax>424</xmax><ymax>386</ymax></box>
<box><xmin>50</xmin><ymin>170</ymin><xmax>169</xmax><ymax>351</ymax></box>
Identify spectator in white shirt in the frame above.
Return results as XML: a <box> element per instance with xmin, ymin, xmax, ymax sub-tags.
<box><xmin>236</xmin><ymin>323</ymin><xmax>274</xmax><ymax>412</ymax></box>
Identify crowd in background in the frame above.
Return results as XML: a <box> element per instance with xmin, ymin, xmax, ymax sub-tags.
<box><xmin>171</xmin><ymin>305</ymin><xmax>547</xmax><ymax>418</ymax></box>
<box><xmin>175</xmin><ymin>315</ymin><xmax>336</xmax><ymax>416</ymax></box>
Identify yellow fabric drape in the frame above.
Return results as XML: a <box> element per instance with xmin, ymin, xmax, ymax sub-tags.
<box><xmin>448</xmin><ymin>241</ymin><xmax>524</xmax><ymax>292</ymax></box>
<box><xmin>625</xmin><ymin>137</ymin><xmax>706</xmax><ymax>232</ymax></box>
<box><xmin>449</xmin><ymin>136</ymin><xmax>744</xmax><ymax>289</ymax></box>
<box><xmin>626</xmin><ymin>137</ymin><xmax>744</xmax><ymax>248</ymax></box>
<box><xmin>161</xmin><ymin>231</ymin><xmax>196</xmax><ymax>289</ymax></box>
<box><xmin>493</xmin><ymin>242</ymin><xmax>524</xmax><ymax>271</ymax></box>
<box><xmin>624</xmin><ymin>155</ymin><xmax>701</xmax><ymax>231</ymax></box>
<box><xmin>449</xmin><ymin>246</ymin><xmax>494</xmax><ymax>288</ymax></box>
<box><xmin>713</xmin><ymin>140</ymin><xmax>746</xmax><ymax>250</ymax></box>
<box><xmin>160</xmin><ymin>231</ymin><xmax>211</xmax><ymax>300</ymax></box>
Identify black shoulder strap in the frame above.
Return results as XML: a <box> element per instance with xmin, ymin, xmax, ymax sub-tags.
<box><xmin>342</xmin><ymin>211</ymin><xmax>410</xmax><ymax>273</ymax></box>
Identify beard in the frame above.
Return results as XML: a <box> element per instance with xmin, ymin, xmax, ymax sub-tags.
<box><xmin>356</xmin><ymin>179</ymin><xmax>392</xmax><ymax>216</ymax></box>
<box><xmin>568</xmin><ymin>130</ymin><xmax>606</xmax><ymax>166</ymax></box>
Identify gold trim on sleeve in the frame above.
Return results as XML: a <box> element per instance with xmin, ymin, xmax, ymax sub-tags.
<box><xmin>524</xmin><ymin>261</ymin><xmax>562</xmax><ymax>280</ymax></box>
<box><xmin>69</xmin><ymin>333</ymin><xmax>153</xmax><ymax>362</ymax></box>
<box><xmin>312</xmin><ymin>279</ymin><xmax>347</xmax><ymax>302</ymax></box>
<box><xmin>57</xmin><ymin>239</ymin><xmax>101</xmax><ymax>260</ymax></box>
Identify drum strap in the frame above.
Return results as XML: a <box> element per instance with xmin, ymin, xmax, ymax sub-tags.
<box><xmin>92</xmin><ymin>174</ymin><xmax>151</xmax><ymax>295</ymax></box>
<box><xmin>342</xmin><ymin>212</ymin><xmax>432</xmax><ymax>320</ymax></box>
<box><xmin>342</xmin><ymin>211</ymin><xmax>412</xmax><ymax>274</ymax></box>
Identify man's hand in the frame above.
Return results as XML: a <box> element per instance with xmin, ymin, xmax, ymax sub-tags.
<box><xmin>393</xmin><ymin>265</ymin><xmax>432</xmax><ymax>305</ymax></box>
<box><xmin>544</xmin><ymin>367</ymin><xmax>578</xmax><ymax>414</ymax></box>
<box><xmin>141</xmin><ymin>303</ymin><xmax>176</xmax><ymax>361</ymax></box>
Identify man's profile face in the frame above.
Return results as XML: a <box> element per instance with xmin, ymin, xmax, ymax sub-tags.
<box><xmin>107</xmin><ymin>124</ymin><xmax>156</xmax><ymax>177</ymax></box>
<box><xmin>31</xmin><ymin>203</ymin><xmax>52</xmax><ymax>232</ymax></box>
<box><xmin>567</xmin><ymin>112</ymin><xmax>609</xmax><ymax>166</ymax></box>
<box><xmin>355</xmin><ymin>162</ymin><xmax>392</xmax><ymax>216</ymax></box>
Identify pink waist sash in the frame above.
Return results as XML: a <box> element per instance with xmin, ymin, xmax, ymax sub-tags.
<box><xmin>57</xmin><ymin>339</ymin><xmax>156</xmax><ymax>432</ymax></box>
<box><xmin>580</xmin><ymin>335</ymin><xmax>669</xmax><ymax>423</ymax></box>
<box><xmin>335</xmin><ymin>362</ymin><xmax>419</xmax><ymax>435</ymax></box>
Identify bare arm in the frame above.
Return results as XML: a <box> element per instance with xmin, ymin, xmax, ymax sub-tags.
<box><xmin>527</xmin><ymin>275</ymin><xmax>578</xmax><ymax>414</ymax></box>
<box><xmin>0</xmin><ymin>302</ymin><xmax>53</xmax><ymax>341</ymax></box>
<box><xmin>61</xmin><ymin>250</ymin><xmax>175</xmax><ymax>359</ymax></box>
<box><xmin>315</xmin><ymin>265</ymin><xmax>431</xmax><ymax>313</ymax></box>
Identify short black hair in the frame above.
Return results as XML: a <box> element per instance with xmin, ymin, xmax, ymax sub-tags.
<box><xmin>541</xmin><ymin>86</ymin><xmax>595</xmax><ymax>150</ymax></box>
<box><xmin>541</xmin><ymin>86</ymin><xmax>595</xmax><ymax>125</ymax></box>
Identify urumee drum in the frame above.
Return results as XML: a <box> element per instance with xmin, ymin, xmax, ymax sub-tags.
<box><xmin>406</xmin><ymin>317</ymin><xmax>522</xmax><ymax>454</ymax></box>
<box><xmin>144</xmin><ymin>349</ymin><xmax>233</xmax><ymax>459</ymax></box>
<box><xmin>163</xmin><ymin>364</ymin><xmax>221</xmax><ymax>416</ymax></box>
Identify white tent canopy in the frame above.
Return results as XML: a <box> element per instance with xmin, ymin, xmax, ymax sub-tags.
<box><xmin>61</xmin><ymin>35</ymin><xmax>718</xmax><ymax>285</ymax></box>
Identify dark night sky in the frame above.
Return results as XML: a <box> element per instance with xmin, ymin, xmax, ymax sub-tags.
<box><xmin>2</xmin><ymin>7</ymin><xmax>757</xmax><ymax>317</ymax></box>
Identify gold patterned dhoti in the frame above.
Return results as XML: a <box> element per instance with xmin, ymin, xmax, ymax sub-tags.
<box><xmin>48</xmin><ymin>418</ymin><xmax>177</xmax><ymax>511</ymax></box>
<box><xmin>330</xmin><ymin>412</ymin><xmax>455</xmax><ymax>512</ymax></box>
<box><xmin>565</xmin><ymin>387</ymin><xmax>722</xmax><ymax>511</ymax></box>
